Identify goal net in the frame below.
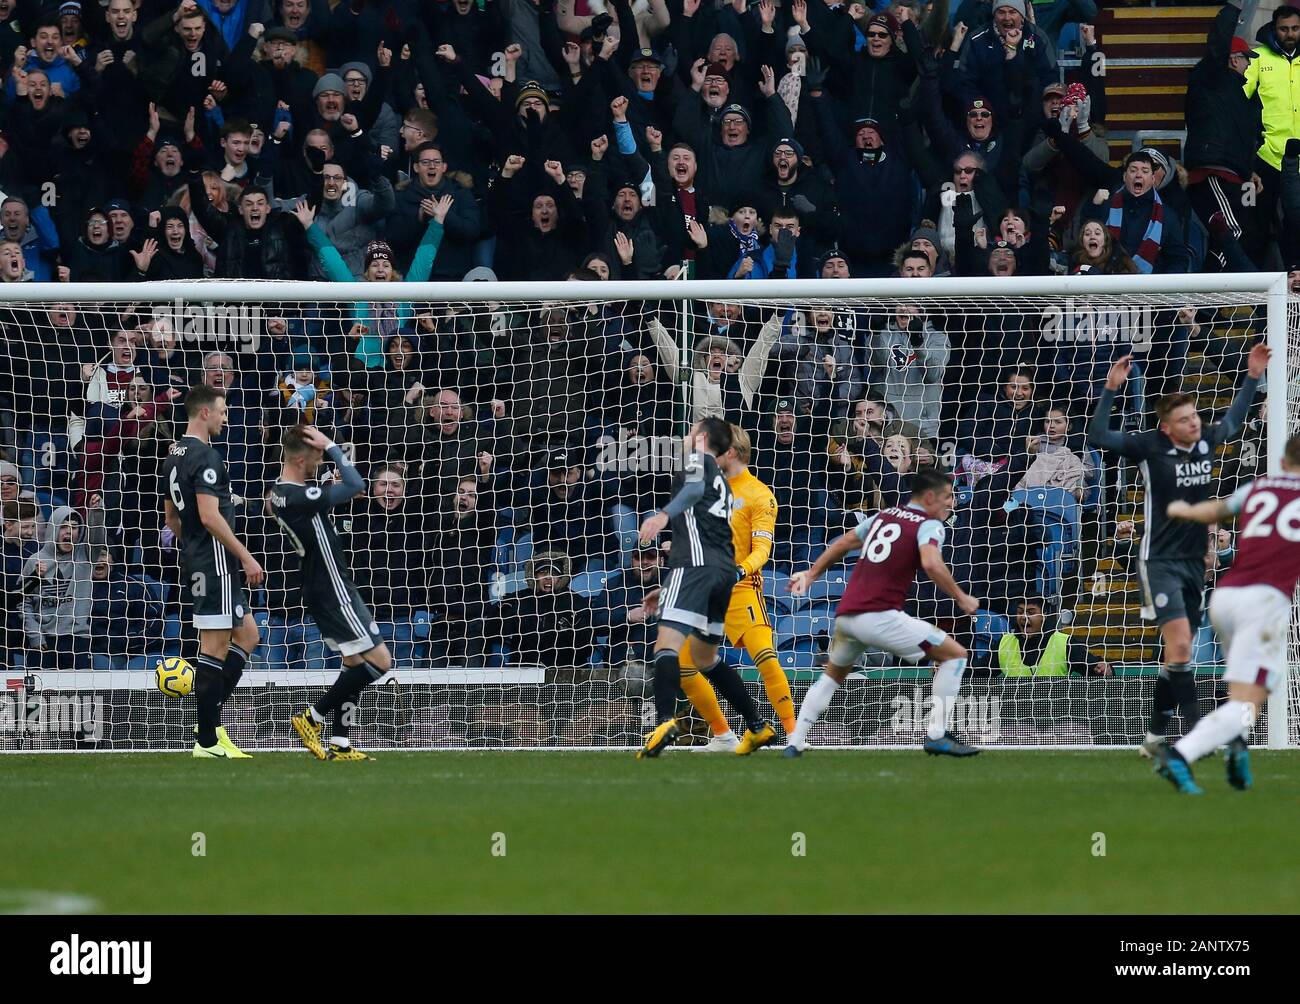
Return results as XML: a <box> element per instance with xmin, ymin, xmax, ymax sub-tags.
<box><xmin>1</xmin><ymin>275</ymin><xmax>1295</xmax><ymax>751</ymax></box>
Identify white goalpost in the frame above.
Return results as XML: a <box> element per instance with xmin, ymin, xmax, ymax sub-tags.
<box><xmin>0</xmin><ymin>273</ymin><xmax>1294</xmax><ymax>751</ymax></box>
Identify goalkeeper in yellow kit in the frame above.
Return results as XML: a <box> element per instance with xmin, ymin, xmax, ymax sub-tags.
<box><xmin>678</xmin><ymin>425</ymin><xmax>797</xmax><ymax>752</ymax></box>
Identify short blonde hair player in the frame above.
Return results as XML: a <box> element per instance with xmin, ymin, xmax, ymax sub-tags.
<box><xmin>678</xmin><ymin>425</ymin><xmax>797</xmax><ymax>750</ymax></box>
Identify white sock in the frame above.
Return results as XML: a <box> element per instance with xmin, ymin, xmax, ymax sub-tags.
<box><xmin>790</xmin><ymin>673</ymin><xmax>840</xmax><ymax>745</ymax></box>
<box><xmin>308</xmin><ymin>707</ymin><xmax>325</xmax><ymax>725</ymax></box>
<box><xmin>1174</xmin><ymin>701</ymin><xmax>1251</xmax><ymax>764</ymax></box>
<box><xmin>330</xmin><ymin>735</ymin><xmax>351</xmax><ymax>749</ymax></box>
<box><xmin>928</xmin><ymin>658</ymin><xmax>966</xmax><ymax>741</ymax></box>
<box><xmin>1145</xmin><ymin>731</ymin><xmax>1164</xmax><ymax>745</ymax></box>
<box><xmin>718</xmin><ymin>730</ymin><xmax>737</xmax><ymax>741</ymax></box>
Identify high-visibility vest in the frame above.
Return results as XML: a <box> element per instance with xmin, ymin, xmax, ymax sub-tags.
<box><xmin>998</xmin><ymin>631</ymin><xmax>1070</xmax><ymax>678</ymax></box>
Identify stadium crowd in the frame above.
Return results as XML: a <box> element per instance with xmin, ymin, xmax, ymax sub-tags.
<box><xmin>0</xmin><ymin>0</ymin><xmax>1296</xmax><ymax>678</ymax></box>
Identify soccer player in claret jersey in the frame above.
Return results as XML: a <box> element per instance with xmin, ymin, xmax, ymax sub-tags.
<box><xmin>162</xmin><ymin>384</ymin><xmax>264</xmax><ymax>759</ymax></box>
<box><xmin>278</xmin><ymin>426</ymin><xmax>395</xmax><ymax>762</ymax></box>
<box><xmin>678</xmin><ymin>424</ymin><xmax>796</xmax><ymax>752</ymax></box>
<box><xmin>636</xmin><ymin>418</ymin><xmax>777</xmax><ymax>759</ymax></box>
<box><xmin>1152</xmin><ymin>432</ymin><xmax>1300</xmax><ymax>794</ymax></box>
<box><xmin>784</xmin><ymin>468</ymin><xmax>981</xmax><ymax>757</ymax></box>
<box><xmin>1087</xmin><ymin>343</ymin><xmax>1268</xmax><ymax>757</ymax></box>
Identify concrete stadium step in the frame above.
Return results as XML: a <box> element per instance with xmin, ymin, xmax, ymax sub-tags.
<box><xmin>1070</xmin><ymin>602</ymin><xmax>1147</xmax><ymax>627</ymax></box>
<box><xmin>1091</xmin><ymin>645</ymin><xmax>1158</xmax><ymax>662</ymax></box>
<box><xmin>1095</xmin><ymin>4</ymin><xmax>1218</xmax><ymax>143</ymax></box>
<box><xmin>1070</xmin><ymin>622</ymin><xmax>1159</xmax><ymax>642</ymax></box>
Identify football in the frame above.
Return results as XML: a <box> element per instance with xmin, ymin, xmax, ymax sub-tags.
<box><xmin>155</xmin><ymin>657</ymin><xmax>194</xmax><ymax>699</ymax></box>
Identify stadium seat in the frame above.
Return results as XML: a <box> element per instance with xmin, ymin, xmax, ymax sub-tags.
<box><xmin>1081</xmin><ymin>448</ymin><xmax>1104</xmax><ymax>510</ymax></box>
<box><xmin>971</xmin><ymin>611</ymin><xmax>1011</xmax><ymax>668</ymax></box>
<box><xmin>778</xmin><ymin>646</ymin><xmax>823</xmax><ymax>672</ymax></box>
<box><xmin>570</xmin><ymin>570</ymin><xmax>611</xmax><ymax>598</ymax></box>
<box><xmin>20</xmin><ymin>429</ymin><xmax>71</xmax><ymax>497</ymax></box>
<box><xmin>774</xmin><ymin>610</ymin><xmax>834</xmax><ymax>651</ymax></box>
<box><xmin>1010</xmin><ymin>487</ymin><xmax>1082</xmax><ymax>602</ymax></box>
<box><xmin>412</xmin><ymin>611</ymin><xmax>433</xmax><ymax>641</ymax></box>
<box><xmin>803</xmin><ymin>599</ymin><xmax>840</xmax><ymax>622</ymax></box>
<box><xmin>511</xmin><ymin>531</ymin><xmax>534</xmax><ymax>577</ymax></box>
<box><xmin>763</xmin><ymin>570</ymin><xmax>797</xmax><ymax>614</ymax></box>
<box><xmin>493</xmin><ymin>509</ymin><xmax>515</xmax><ymax>570</ymax></box>
<box><xmin>803</xmin><ymin>572</ymin><xmax>848</xmax><ymax>605</ymax></box>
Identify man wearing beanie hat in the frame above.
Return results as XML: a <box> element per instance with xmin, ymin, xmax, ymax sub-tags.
<box><xmin>514</xmin><ymin>80</ymin><xmax>549</xmax><ymax>118</ymax></box>
<box><xmin>915</xmin><ymin>65</ymin><xmax>1017</xmax><ymax>185</ymax></box>
<box><xmin>817</xmin><ymin>246</ymin><xmax>851</xmax><ymax>278</ymax></box>
<box><xmin>698</xmin><ymin>62</ymin><xmax>732</xmax><ymax>111</ymax></box>
<box><xmin>601</xmin><ymin>176</ymin><xmax>673</xmax><ymax>281</ymax></box>
<box><xmin>955</xmin><ymin>0</ymin><xmax>1054</xmax><ymax>122</ymax></box>
<box><xmin>248</xmin><ymin>27</ymin><xmax>316</xmax><ymax>132</ymax></box>
<box><xmin>339</xmin><ymin>59</ymin><xmax>401</xmax><ymax>155</ymax></box>
<box><xmin>804</xmin><ymin>70</ymin><xmax>913</xmax><ymax>275</ymax></box>
<box><xmin>1184</xmin><ymin>4</ymin><xmax>1268</xmax><ymax>269</ymax></box>
<box><xmin>760</xmin><ymin>136</ymin><xmax>837</xmax><ymax>259</ymax></box>
<box><xmin>673</xmin><ymin>64</ymin><xmax>794</xmax><ymax>222</ymax></box>
<box><xmin>791</xmin><ymin>2</ymin><xmax>912</xmax><ymax>133</ymax></box>
<box><xmin>313</xmin><ymin>72</ymin><xmax>346</xmax><ymax>107</ymax></box>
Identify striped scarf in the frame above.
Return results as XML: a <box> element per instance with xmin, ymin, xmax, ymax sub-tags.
<box><xmin>1106</xmin><ymin>189</ymin><xmax>1163</xmax><ymax>274</ymax></box>
<box><xmin>730</xmin><ymin>221</ymin><xmax>760</xmax><ymax>259</ymax></box>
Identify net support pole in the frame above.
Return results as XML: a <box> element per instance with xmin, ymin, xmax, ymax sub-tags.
<box><xmin>1266</xmin><ymin>273</ymin><xmax>1290</xmax><ymax>749</ymax></box>
<box><xmin>678</xmin><ymin>289</ymin><xmax>692</xmax><ymax>438</ymax></box>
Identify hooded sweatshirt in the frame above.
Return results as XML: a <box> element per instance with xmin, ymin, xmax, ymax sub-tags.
<box><xmin>21</xmin><ymin>506</ymin><xmax>94</xmax><ymax>645</ymax></box>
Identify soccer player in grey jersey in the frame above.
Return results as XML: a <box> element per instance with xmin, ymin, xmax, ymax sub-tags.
<box><xmin>162</xmin><ymin>383</ymin><xmax>264</xmax><ymax>759</ymax></box>
<box><xmin>278</xmin><ymin>425</ymin><xmax>394</xmax><ymax>762</ymax></box>
<box><xmin>635</xmin><ymin>418</ymin><xmax>775</xmax><ymax>759</ymax></box>
<box><xmin>1087</xmin><ymin>343</ymin><xmax>1269</xmax><ymax>754</ymax></box>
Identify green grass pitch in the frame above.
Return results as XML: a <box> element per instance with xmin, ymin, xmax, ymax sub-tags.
<box><xmin>6</xmin><ymin>750</ymin><xmax>1300</xmax><ymax>914</ymax></box>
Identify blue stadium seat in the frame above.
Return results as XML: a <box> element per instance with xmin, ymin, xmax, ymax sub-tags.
<box><xmin>778</xmin><ymin>646</ymin><xmax>823</xmax><ymax>672</ymax></box>
<box><xmin>1081</xmin><ymin>448</ymin><xmax>1104</xmax><ymax>510</ymax></box>
<box><xmin>804</xmin><ymin>572</ymin><xmax>848</xmax><ymax>605</ymax></box>
<box><xmin>763</xmin><ymin>570</ymin><xmax>797</xmax><ymax>614</ymax></box>
<box><xmin>803</xmin><ymin>599</ymin><xmax>839</xmax><ymax>621</ymax></box>
<box><xmin>570</xmin><ymin>570</ymin><xmax>611</xmax><ymax>598</ymax></box>
<box><xmin>774</xmin><ymin>610</ymin><xmax>835</xmax><ymax>651</ymax></box>
<box><xmin>1010</xmin><ymin>487</ymin><xmax>1082</xmax><ymax>602</ymax></box>
<box><xmin>412</xmin><ymin>610</ymin><xmax>433</xmax><ymax>641</ymax></box>
<box><xmin>20</xmin><ymin>429</ymin><xmax>71</xmax><ymax>496</ymax></box>
<box><xmin>493</xmin><ymin>509</ymin><xmax>515</xmax><ymax>570</ymax></box>
<box><xmin>971</xmin><ymin>610</ymin><xmax>1010</xmax><ymax>667</ymax></box>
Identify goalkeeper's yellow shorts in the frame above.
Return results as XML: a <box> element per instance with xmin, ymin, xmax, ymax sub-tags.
<box><xmin>725</xmin><ymin>584</ymin><xmax>772</xmax><ymax>648</ymax></box>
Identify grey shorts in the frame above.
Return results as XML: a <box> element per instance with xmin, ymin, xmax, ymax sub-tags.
<box><xmin>1137</xmin><ymin>557</ymin><xmax>1205</xmax><ymax>630</ymax></box>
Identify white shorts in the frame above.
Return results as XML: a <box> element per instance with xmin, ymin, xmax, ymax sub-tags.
<box><xmin>1210</xmin><ymin>584</ymin><xmax>1292</xmax><ymax>693</ymax></box>
<box><xmin>829</xmin><ymin>609</ymin><xmax>947</xmax><ymax>668</ymax></box>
